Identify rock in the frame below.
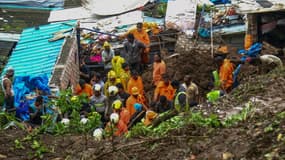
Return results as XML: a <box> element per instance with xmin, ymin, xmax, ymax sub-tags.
<box><xmin>222</xmin><ymin>152</ymin><xmax>234</xmax><ymax>160</ymax></box>
<box><xmin>0</xmin><ymin>154</ymin><xmax>7</xmax><ymax>159</ymax></box>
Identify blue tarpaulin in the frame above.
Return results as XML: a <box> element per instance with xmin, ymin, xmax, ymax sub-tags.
<box><xmin>210</xmin><ymin>0</ymin><xmax>230</xmax><ymax>4</ymax></box>
<box><xmin>13</xmin><ymin>74</ymin><xmax>50</xmax><ymax>107</ymax></box>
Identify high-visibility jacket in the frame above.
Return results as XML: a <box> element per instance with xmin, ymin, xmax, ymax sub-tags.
<box><xmin>174</xmin><ymin>91</ymin><xmax>189</xmax><ymax>112</ymax></box>
<box><xmin>154</xmin><ymin>81</ymin><xmax>175</xmax><ymax>101</ymax></box>
<box><xmin>112</xmin><ymin>56</ymin><xmax>125</xmax><ymax>76</ymax></box>
<box><xmin>126</xmin><ymin>95</ymin><xmax>146</xmax><ymax>117</ymax></box>
<box><xmin>75</xmin><ymin>84</ymin><xmax>93</xmax><ymax>97</ymax></box>
<box><xmin>127</xmin><ymin>76</ymin><xmax>144</xmax><ymax>95</ymax></box>
<box><xmin>219</xmin><ymin>59</ymin><xmax>234</xmax><ymax>91</ymax></box>
<box><xmin>206</xmin><ymin>90</ymin><xmax>221</xmax><ymax>103</ymax></box>
<box><xmin>212</xmin><ymin>70</ymin><xmax>220</xmax><ymax>88</ymax></box>
<box><xmin>153</xmin><ymin>60</ymin><xmax>166</xmax><ymax>86</ymax></box>
<box><xmin>120</xmin><ymin>70</ymin><xmax>131</xmax><ymax>91</ymax></box>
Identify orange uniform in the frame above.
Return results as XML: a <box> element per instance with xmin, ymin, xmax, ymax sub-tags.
<box><xmin>154</xmin><ymin>81</ymin><xmax>175</xmax><ymax>101</ymax></box>
<box><xmin>105</xmin><ymin>120</ymin><xmax>128</xmax><ymax>136</ymax></box>
<box><xmin>153</xmin><ymin>60</ymin><xmax>166</xmax><ymax>86</ymax></box>
<box><xmin>75</xmin><ymin>84</ymin><xmax>93</xmax><ymax>97</ymax></box>
<box><xmin>129</xmin><ymin>29</ymin><xmax>150</xmax><ymax>64</ymax></box>
<box><xmin>127</xmin><ymin>76</ymin><xmax>144</xmax><ymax>95</ymax></box>
<box><xmin>126</xmin><ymin>95</ymin><xmax>146</xmax><ymax>117</ymax></box>
<box><xmin>120</xmin><ymin>108</ymin><xmax>130</xmax><ymax>125</ymax></box>
<box><xmin>219</xmin><ymin>59</ymin><xmax>234</xmax><ymax>92</ymax></box>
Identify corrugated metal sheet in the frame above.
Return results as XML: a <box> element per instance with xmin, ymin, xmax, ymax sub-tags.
<box><xmin>2</xmin><ymin>20</ymin><xmax>77</xmax><ymax>78</ymax></box>
<box><xmin>0</xmin><ymin>0</ymin><xmax>64</xmax><ymax>10</ymax></box>
<box><xmin>232</xmin><ymin>0</ymin><xmax>285</xmax><ymax>14</ymax></box>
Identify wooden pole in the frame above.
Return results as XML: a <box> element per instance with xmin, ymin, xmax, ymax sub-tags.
<box><xmin>210</xmin><ymin>8</ymin><xmax>214</xmax><ymax>58</ymax></box>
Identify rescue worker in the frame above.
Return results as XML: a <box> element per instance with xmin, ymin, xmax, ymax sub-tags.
<box><xmin>171</xmin><ymin>80</ymin><xmax>189</xmax><ymax>112</ymax></box>
<box><xmin>112</xmin><ymin>99</ymin><xmax>130</xmax><ymax>125</ymax></box>
<box><xmin>116</xmin><ymin>83</ymin><xmax>130</xmax><ymax>107</ymax></box>
<box><xmin>75</xmin><ymin>79</ymin><xmax>93</xmax><ymax>97</ymax></box>
<box><xmin>248</xmin><ymin>54</ymin><xmax>283</xmax><ymax>73</ymax></box>
<box><xmin>111</xmin><ymin>50</ymin><xmax>125</xmax><ymax>77</ymax></box>
<box><xmin>120</xmin><ymin>63</ymin><xmax>131</xmax><ymax>91</ymax></box>
<box><xmin>143</xmin><ymin>110</ymin><xmax>158</xmax><ymax>126</ymax></box>
<box><xmin>104</xmin><ymin>70</ymin><xmax>121</xmax><ymax>97</ymax></box>
<box><xmin>155</xmin><ymin>95</ymin><xmax>173</xmax><ymax>113</ymax></box>
<box><xmin>123</xmin><ymin>33</ymin><xmax>145</xmax><ymax>74</ymax></box>
<box><xmin>128</xmin><ymin>22</ymin><xmax>151</xmax><ymax>68</ymax></box>
<box><xmin>126</xmin><ymin>87</ymin><xmax>147</xmax><ymax>117</ymax></box>
<box><xmin>90</xmin><ymin>72</ymin><xmax>104</xmax><ymax>93</ymax></box>
<box><xmin>105</xmin><ymin>113</ymin><xmax>128</xmax><ymax>136</ymax></box>
<box><xmin>152</xmin><ymin>53</ymin><xmax>166</xmax><ymax>86</ymax></box>
<box><xmin>1</xmin><ymin>67</ymin><xmax>15</xmax><ymax>111</ymax></box>
<box><xmin>184</xmin><ymin>75</ymin><xmax>199</xmax><ymax>106</ymax></box>
<box><xmin>102</xmin><ymin>41</ymin><xmax>114</xmax><ymax>71</ymax></box>
<box><xmin>153</xmin><ymin>74</ymin><xmax>175</xmax><ymax>102</ymax></box>
<box><xmin>90</xmin><ymin>84</ymin><xmax>109</xmax><ymax>124</ymax></box>
<box><xmin>127</xmin><ymin>70</ymin><xmax>144</xmax><ymax>95</ymax></box>
<box><xmin>215</xmin><ymin>56</ymin><xmax>235</xmax><ymax>93</ymax></box>
<box><xmin>106</xmin><ymin>85</ymin><xmax>121</xmax><ymax>118</ymax></box>
<box><xmin>128</xmin><ymin>103</ymin><xmax>145</xmax><ymax>129</ymax></box>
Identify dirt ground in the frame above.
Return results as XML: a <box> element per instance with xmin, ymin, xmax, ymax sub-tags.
<box><xmin>1</xmin><ymin>37</ymin><xmax>285</xmax><ymax>159</ymax></box>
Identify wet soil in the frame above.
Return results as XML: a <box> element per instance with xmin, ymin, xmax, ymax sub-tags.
<box><xmin>1</xmin><ymin>36</ymin><xmax>285</xmax><ymax>159</ymax></box>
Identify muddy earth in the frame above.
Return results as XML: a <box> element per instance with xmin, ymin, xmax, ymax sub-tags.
<box><xmin>1</xmin><ymin>36</ymin><xmax>285</xmax><ymax>159</ymax></box>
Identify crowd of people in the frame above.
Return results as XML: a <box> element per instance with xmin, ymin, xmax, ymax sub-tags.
<box><xmin>1</xmin><ymin>22</ymin><xmax>284</xmax><ymax>138</ymax></box>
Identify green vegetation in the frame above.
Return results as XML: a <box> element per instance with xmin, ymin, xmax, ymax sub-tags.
<box><xmin>127</xmin><ymin>102</ymin><xmax>255</xmax><ymax>138</ymax></box>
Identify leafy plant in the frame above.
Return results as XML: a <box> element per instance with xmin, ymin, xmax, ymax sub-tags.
<box><xmin>30</xmin><ymin>140</ymin><xmax>49</xmax><ymax>159</ymax></box>
<box><xmin>222</xmin><ymin>102</ymin><xmax>255</xmax><ymax>127</ymax></box>
<box><xmin>14</xmin><ymin>139</ymin><xmax>25</xmax><ymax>149</ymax></box>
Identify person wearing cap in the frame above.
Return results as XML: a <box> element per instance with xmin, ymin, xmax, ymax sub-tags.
<box><xmin>123</xmin><ymin>33</ymin><xmax>145</xmax><ymax>74</ymax></box>
<box><xmin>128</xmin><ymin>22</ymin><xmax>150</xmax><ymax>67</ymax></box>
<box><xmin>143</xmin><ymin>110</ymin><xmax>158</xmax><ymax>126</ymax></box>
<box><xmin>1</xmin><ymin>67</ymin><xmax>15</xmax><ymax>111</ymax></box>
<box><xmin>126</xmin><ymin>87</ymin><xmax>147</xmax><ymax>117</ymax></box>
<box><xmin>119</xmin><ymin>63</ymin><xmax>131</xmax><ymax>91</ymax></box>
<box><xmin>171</xmin><ymin>80</ymin><xmax>189</xmax><ymax>112</ymax></box>
<box><xmin>155</xmin><ymin>95</ymin><xmax>173</xmax><ymax>113</ymax></box>
<box><xmin>104</xmin><ymin>70</ymin><xmax>121</xmax><ymax>97</ymax></box>
<box><xmin>153</xmin><ymin>74</ymin><xmax>175</xmax><ymax>102</ymax></box>
<box><xmin>75</xmin><ymin>79</ymin><xmax>93</xmax><ymax>98</ymax></box>
<box><xmin>111</xmin><ymin>50</ymin><xmax>125</xmax><ymax>77</ymax></box>
<box><xmin>152</xmin><ymin>53</ymin><xmax>166</xmax><ymax>86</ymax></box>
<box><xmin>90</xmin><ymin>84</ymin><xmax>109</xmax><ymax>124</ymax></box>
<box><xmin>102</xmin><ymin>41</ymin><xmax>114</xmax><ymax>71</ymax></box>
<box><xmin>112</xmin><ymin>99</ymin><xmax>130</xmax><ymax>125</ymax></box>
<box><xmin>127</xmin><ymin>70</ymin><xmax>144</xmax><ymax>95</ymax></box>
<box><xmin>116</xmin><ymin>83</ymin><xmax>130</xmax><ymax>107</ymax></box>
<box><xmin>128</xmin><ymin>103</ymin><xmax>145</xmax><ymax>129</ymax></box>
<box><xmin>106</xmin><ymin>85</ymin><xmax>121</xmax><ymax>117</ymax></box>
<box><xmin>105</xmin><ymin>113</ymin><xmax>128</xmax><ymax>136</ymax></box>
<box><xmin>90</xmin><ymin>72</ymin><xmax>104</xmax><ymax>93</ymax></box>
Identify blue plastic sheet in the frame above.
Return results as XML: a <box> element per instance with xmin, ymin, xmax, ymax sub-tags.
<box><xmin>210</xmin><ymin>0</ymin><xmax>231</xmax><ymax>5</ymax></box>
<box><xmin>13</xmin><ymin>74</ymin><xmax>51</xmax><ymax>107</ymax></box>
